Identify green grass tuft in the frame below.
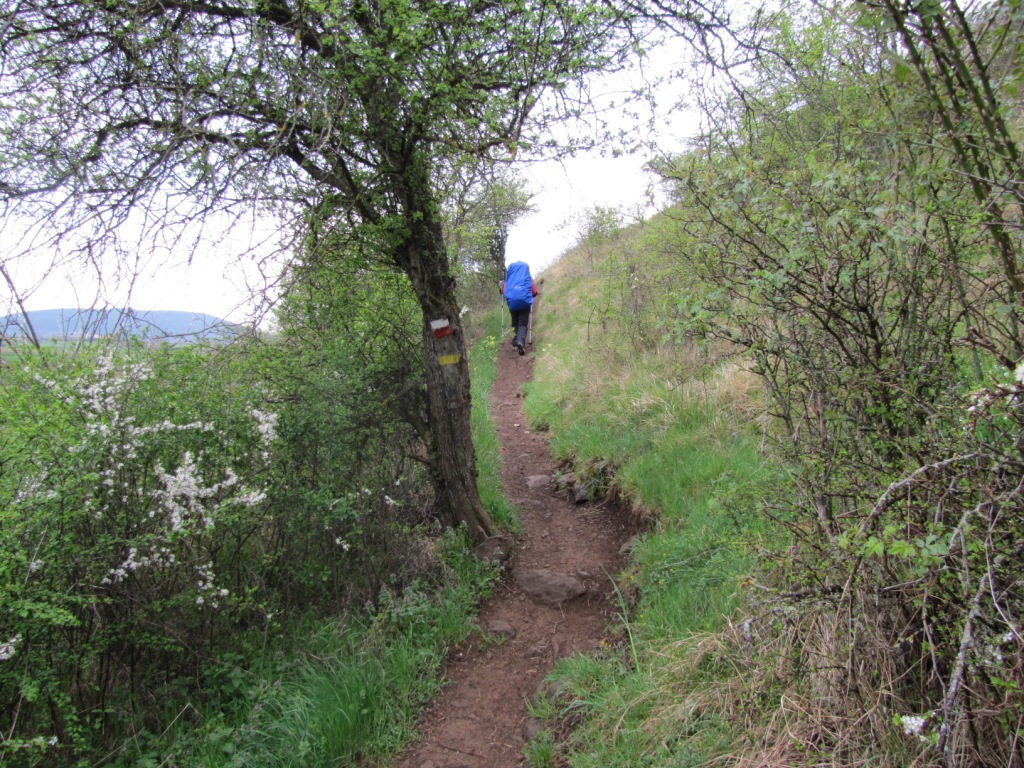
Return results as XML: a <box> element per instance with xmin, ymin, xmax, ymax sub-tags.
<box><xmin>522</xmin><ymin>239</ymin><xmax>774</xmax><ymax>766</ymax></box>
<box><xmin>469</xmin><ymin>306</ymin><xmax>520</xmax><ymax>531</ymax></box>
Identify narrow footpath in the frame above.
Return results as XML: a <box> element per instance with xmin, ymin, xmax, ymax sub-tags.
<box><xmin>395</xmin><ymin>336</ymin><xmax>635</xmax><ymax>768</ymax></box>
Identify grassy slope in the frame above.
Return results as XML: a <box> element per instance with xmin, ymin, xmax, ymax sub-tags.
<box><xmin>523</xmin><ymin>223</ymin><xmax>779</xmax><ymax>767</ymax></box>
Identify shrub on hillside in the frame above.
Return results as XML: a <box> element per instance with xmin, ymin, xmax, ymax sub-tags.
<box><xmin>0</xmin><ymin>335</ymin><xmax>438</xmax><ymax>765</ymax></box>
<box><xmin>652</xmin><ymin>5</ymin><xmax>1024</xmax><ymax>764</ymax></box>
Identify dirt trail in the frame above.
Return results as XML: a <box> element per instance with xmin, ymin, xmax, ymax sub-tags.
<box><xmin>394</xmin><ymin>336</ymin><xmax>634</xmax><ymax>768</ymax></box>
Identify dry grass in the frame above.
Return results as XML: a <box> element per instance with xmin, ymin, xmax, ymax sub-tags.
<box><xmin>673</xmin><ymin>361</ymin><xmax>762</xmax><ymax>420</ymax></box>
<box><xmin>628</xmin><ymin>575</ymin><xmax>1024</xmax><ymax>768</ymax></box>
<box><xmin>636</xmin><ymin>618</ymin><xmax>901</xmax><ymax>767</ymax></box>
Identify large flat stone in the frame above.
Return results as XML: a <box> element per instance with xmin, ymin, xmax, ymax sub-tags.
<box><xmin>512</xmin><ymin>568</ymin><xmax>586</xmax><ymax>606</ymax></box>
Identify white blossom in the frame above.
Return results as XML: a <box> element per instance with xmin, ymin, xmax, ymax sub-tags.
<box><xmin>900</xmin><ymin>714</ymin><xmax>925</xmax><ymax>735</ymax></box>
<box><xmin>251</xmin><ymin>409</ymin><xmax>278</xmax><ymax>445</ymax></box>
<box><xmin>899</xmin><ymin>713</ymin><xmax>933</xmax><ymax>744</ymax></box>
<box><xmin>978</xmin><ymin>644</ymin><xmax>1004</xmax><ymax>667</ymax></box>
<box><xmin>156</xmin><ymin>454</ymin><xmax>231</xmax><ymax>529</ymax></box>
<box><xmin>0</xmin><ymin>634</ymin><xmax>22</xmax><ymax>661</ymax></box>
<box><xmin>235</xmin><ymin>489</ymin><xmax>267</xmax><ymax>507</ymax></box>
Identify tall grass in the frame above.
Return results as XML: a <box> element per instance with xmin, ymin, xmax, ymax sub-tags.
<box><xmin>236</xmin><ymin>623</ymin><xmax>427</xmax><ymax>768</ymax></box>
<box><xmin>228</xmin><ymin>528</ymin><xmax>493</xmax><ymax>768</ymax></box>
<box><xmin>523</xmin><ymin>232</ymin><xmax>780</xmax><ymax>766</ymax></box>
<box><xmin>115</xmin><ymin>525</ymin><xmax>495</xmax><ymax>768</ymax></box>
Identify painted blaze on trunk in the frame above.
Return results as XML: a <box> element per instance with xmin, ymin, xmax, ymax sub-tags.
<box><xmin>401</xmin><ymin>218</ymin><xmax>497</xmax><ymax>546</ymax></box>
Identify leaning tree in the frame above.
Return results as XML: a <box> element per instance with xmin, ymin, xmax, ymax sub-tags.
<box><xmin>0</xmin><ymin>0</ymin><xmax>633</xmax><ymax>543</ymax></box>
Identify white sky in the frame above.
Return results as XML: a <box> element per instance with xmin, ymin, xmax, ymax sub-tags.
<box><xmin>506</xmin><ymin>151</ymin><xmax>665</xmax><ymax>277</ymax></box>
<box><xmin>1</xmin><ymin>46</ymin><xmax>697</xmax><ymax>325</ymax></box>
<box><xmin>0</xmin><ymin>151</ymin><xmax>672</xmax><ymax>324</ymax></box>
<box><xmin>0</xmin><ymin>211</ymin><xmax>284</xmax><ymax>325</ymax></box>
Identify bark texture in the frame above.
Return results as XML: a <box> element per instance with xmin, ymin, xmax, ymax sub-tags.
<box><xmin>400</xmin><ymin>204</ymin><xmax>495</xmax><ymax>544</ymax></box>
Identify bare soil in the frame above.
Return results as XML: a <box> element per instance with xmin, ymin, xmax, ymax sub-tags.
<box><xmin>393</xmin><ymin>335</ymin><xmax>636</xmax><ymax>768</ymax></box>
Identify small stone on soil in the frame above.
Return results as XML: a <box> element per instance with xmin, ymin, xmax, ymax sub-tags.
<box><xmin>486</xmin><ymin>619</ymin><xmax>516</xmax><ymax>638</ymax></box>
<box><xmin>523</xmin><ymin>644</ymin><xmax>547</xmax><ymax>659</ymax></box>
<box><xmin>525</xmin><ymin>474</ymin><xmax>550</xmax><ymax>489</ymax></box>
<box><xmin>618</xmin><ymin>534</ymin><xmax>642</xmax><ymax>555</ymax></box>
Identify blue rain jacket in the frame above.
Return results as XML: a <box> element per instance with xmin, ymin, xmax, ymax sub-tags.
<box><xmin>503</xmin><ymin>261</ymin><xmax>534</xmax><ymax>311</ymax></box>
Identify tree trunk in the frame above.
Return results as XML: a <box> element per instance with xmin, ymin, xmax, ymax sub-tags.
<box><xmin>399</xmin><ymin>211</ymin><xmax>497</xmax><ymax>545</ymax></box>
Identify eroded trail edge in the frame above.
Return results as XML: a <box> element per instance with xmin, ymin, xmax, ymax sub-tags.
<box><xmin>395</xmin><ymin>339</ymin><xmax>635</xmax><ymax>768</ymax></box>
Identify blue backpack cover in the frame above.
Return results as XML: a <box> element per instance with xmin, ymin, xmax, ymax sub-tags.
<box><xmin>503</xmin><ymin>261</ymin><xmax>534</xmax><ymax>310</ymax></box>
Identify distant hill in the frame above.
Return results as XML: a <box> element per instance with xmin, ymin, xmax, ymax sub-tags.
<box><xmin>0</xmin><ymin>308</ymin><xmax>243</xmax><ymax>344</ymax></box>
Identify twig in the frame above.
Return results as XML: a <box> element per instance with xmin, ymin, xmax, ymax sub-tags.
<box><xmin>841</xmin><ymin>454</ymin><xmax>982</xmax><ymax>608</ymax></box>
<box><xmin>436</xmin><ymin>741</ymin><xmax>486</xmax><ymax>759</ymax></box>
<box><xmin>935</xmin><ymin>557</ymin><xmax>1001</xmax><ymax>760</ymax></box>
<box><xmin>856</xmin><ymin>453</ymin><xmax>979</xmax><ymax>540</ymax></box>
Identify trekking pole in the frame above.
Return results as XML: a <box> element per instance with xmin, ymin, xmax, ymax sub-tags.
<box><xmin>527</xmin><ymin>294</ymin><xmax>538</xmax><ymax>347</ymax></box>
<box><xmin>498</xmin><ymin>276</ymin><xmax>509</xmax><ymax>338</ymax></box>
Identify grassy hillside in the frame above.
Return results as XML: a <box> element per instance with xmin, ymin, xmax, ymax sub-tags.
<box><xmin>518</xmin><ymin>4</ymin><xmax>1024</xmax><ymax>766</ymax></box>
<box><xmin>521</xmin><ymin>219</ymin><xmax>782</xmax><ymax>767</ymax></box>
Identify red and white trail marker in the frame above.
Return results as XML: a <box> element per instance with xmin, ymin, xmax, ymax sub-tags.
<box><xmin>430</xmin><ymin>318</ymin><xmax>453</xmax><ymax>339</ymax></box>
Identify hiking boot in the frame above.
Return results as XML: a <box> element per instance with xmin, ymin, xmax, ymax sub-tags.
<box><xmin>516</xmin><ymin>343</ymin><xmax>525</xmax><ymax>355</ymax></box>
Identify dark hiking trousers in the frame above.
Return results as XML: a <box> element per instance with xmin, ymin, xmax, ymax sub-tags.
<box><xmin>510</xmin><ymin>307</ymin><xmax>530</xmax><ymax>350</ymax></box>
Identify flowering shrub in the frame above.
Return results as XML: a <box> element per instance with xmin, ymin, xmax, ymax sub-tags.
<box><xmin>0</xmin><ymin>312</ymin><xmax>446</xmax><ymax>765</ymax></box>
<box><xmin>0</xmin><ymin>345</ymin><xmax>279</xmax><ymax>762</ymax></box>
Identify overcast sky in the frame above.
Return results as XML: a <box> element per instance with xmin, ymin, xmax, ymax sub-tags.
<box><xmin>507</xmin><ymin>151</ymin><xmax>665</xmax><ymax>276</ymax></box>
<box><xmin>2</xmin><ymin>45</ymin><xmax>696</xmax><ymax>325</ymax></box>
<box><xmin>0</xmin><ymin>150</ymin><xmax>666</xmax><ymax>324</ymax></box>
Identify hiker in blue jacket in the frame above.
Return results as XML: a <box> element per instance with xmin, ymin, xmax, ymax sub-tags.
<box><xmin>502</xmin><ymin>261</ymin><xmax>537</xmax><ymax>355</ymax></box>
